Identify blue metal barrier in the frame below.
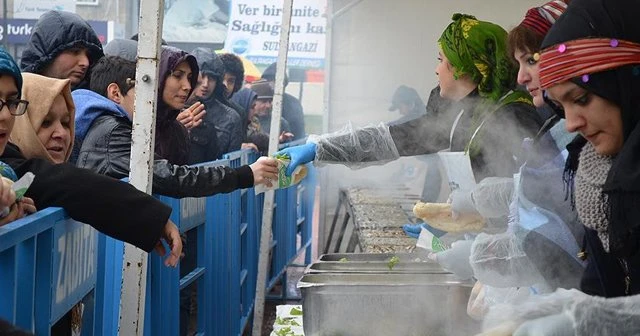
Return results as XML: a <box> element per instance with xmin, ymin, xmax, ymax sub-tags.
<box><xmin>0</xmin><ymin>208</ymin><xmax>98</xmax><ymax>336</ymax></box>
<box><xmin>0</xmin><ymin>145</ymin><xmax>316</xmax><ymax>336</ymax></box>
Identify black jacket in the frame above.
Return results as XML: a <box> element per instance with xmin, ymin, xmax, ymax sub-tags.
<box><xmin>316</xmin><ymin>93</ymin><xmax>543</xmax><ymax>181</ymax></box>
<box><xmin>75</xmin><ymin>114</ymin><xmax>254</xmax><ymax>198</ymax></box>
<box><xmin>188</xmin><ymin>48</ymin><xmax>244</xmax><ymax>161</ymax></box>
<box><xmin>1</xmin><ymin>143</ymin><xmax>170</xmax><ymax>252</ymax></box>
<box><xmin>389</xmin><ymin>94</ymin><xmax>543</xmax><ymax>180</ymax></box>
<box><xmin>20</xmin><ymin>10</ymin><xmax>104</xmax><ymax>90</ymax></box>
<box><xmin>282</xmin><ymin>93</ymin><xmax>306</xmax><ymax>140</ymax></box>
<box><xmin>261</xmin><ymin>63</ymin><xmax>306</xmax><ymax>140</ymax></box>
<box><xmin>192</xmin><ymin>97</ymin><xmax>244</xmax><ymax>162</ymax></box>
<box><xmin>581</xmin><ymin>228</ymin><xmax>640</xmax><ymax>297</ymax></box>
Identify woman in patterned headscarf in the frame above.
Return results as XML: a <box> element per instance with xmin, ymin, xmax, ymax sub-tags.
<box><xmin>274</xmin><ymin>13</ymin><xmax>543</xmax><ymax>186</ymax></box>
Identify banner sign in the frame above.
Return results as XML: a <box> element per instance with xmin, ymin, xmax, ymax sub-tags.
<box><xmin>224</xmin><ymin>0</ymin><xmax>326</xmax><ymax>68</ymax></box>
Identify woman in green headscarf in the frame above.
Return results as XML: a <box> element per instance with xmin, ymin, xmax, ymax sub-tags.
<box><xmin>276</xmin><ymin>13</ymin><xmax>543</xmax><ymax>182</ymax></box>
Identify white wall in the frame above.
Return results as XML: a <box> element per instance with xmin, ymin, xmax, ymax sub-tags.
<box><xmin>328</xmin><ymin>0</ymin><xmax>542</xmax><ymax>128</ymax></box>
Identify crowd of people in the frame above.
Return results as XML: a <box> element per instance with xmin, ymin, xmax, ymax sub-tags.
<box><xmin>277</xmin><ymin>0</ymin><xmax>640</xmax><ymax>334</ymax></box>
<box><xmin>2</xmin><ymin>0</ymin><xmax>640</xmax><ymax>334</ymax></box>
<box><xmin>0</xmin><ymin>7</ymin><xmax>309</xmax><ymax>336</ymax></box>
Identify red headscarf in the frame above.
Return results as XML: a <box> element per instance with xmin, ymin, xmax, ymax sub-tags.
<box><xmin>520</xmin><ymin>0</ymin><xmax>570</xmax><ymax>37</ymax></box>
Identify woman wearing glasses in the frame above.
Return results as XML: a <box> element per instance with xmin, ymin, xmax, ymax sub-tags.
<box><xmin>0</xmin><ymin>76</ymin><xmax>34</xmax><ymax>226</ymax></box>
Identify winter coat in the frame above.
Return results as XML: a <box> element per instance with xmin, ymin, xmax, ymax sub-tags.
<box><xmin>72</xmin><ymin>89</ymin><xmax>254</xmax><ymax>198</ymax></box>
<box><xmin>156</xmin><ymin>46</ymin><xmax>198</xmax><ymax>165</ymax></box>
<box><xmin>20</xmin><ymin>10</ymin><xmax>104</xmax><ymax>90</ymax></box>
<box><xmin>388</xmin><ymin>92</ymin><xmax>543</xmax><ymax>181</ymax></box>
<box><xmin>580</xmin><ymin>228</ymin><xmax>640</xmax><ymax>297</ymax></box>
<box><xmin>189</xmin><ymin>97</ymin><xmax>244</xmax><ymax>163</ymax></box>
<box><xmin>232</xmin><ymin>88</ymin><xmax>269</xmax><ymax>154</ymax></box>
<box><xmin>188</xmin><ymin>48</ymin><xmax>243</xmax><ymax>162</ymax></box>
<box><xmin>261</xmin><ymin>63</ymin><xmax>306</xmax><ymax>140</ymax></box>
<box><xmin>2</xmin><ymin>142</ymin><xmax>170</xmax><ymax>252</ymax></box>
<box><xmin>258</xmin><ymin>114</ymin><xmax>292</xmax><ymax>137</ymax></box>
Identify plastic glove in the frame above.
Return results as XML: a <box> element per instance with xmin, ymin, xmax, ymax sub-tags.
<box><xmin>431</xmin><ymin>239</ymin><xmax>474</xmax><ymax>279</ymax></box>
<box><xmin>513</xmin><ymin>312</ymin><xmax>574</xmax><ymax>336</ymax></box>
<box><xmin>276</xmin><ymin>142</ymin><xmax>317</xmax><ymax>176</ymax></box>
<box><xmin>450</xmin><ymin>189</ymin><xmax>478</xmax><ymax>219</ymax></box>
<box><xmin>402</xmin><ymin>222</ymin><xmax>447</xmax><ymax>238</ymax></box>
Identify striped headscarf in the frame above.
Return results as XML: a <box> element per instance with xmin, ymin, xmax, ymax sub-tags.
<box><xmin>521</xmin><ymin>0</ymin><xmax>570</xmax><ymax>37</ymax></box>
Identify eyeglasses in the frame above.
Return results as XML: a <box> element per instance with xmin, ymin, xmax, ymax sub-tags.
<box><xmin>0</xmin><ymin>98</ymin><xmax>28</xmax><ymax>116</ymax></box>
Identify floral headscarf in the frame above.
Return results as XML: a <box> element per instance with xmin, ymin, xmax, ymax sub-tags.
<box><xmin>439</xmin><ymin>13</ymin><xmax>517</xmax><ymax>102</ymax></box>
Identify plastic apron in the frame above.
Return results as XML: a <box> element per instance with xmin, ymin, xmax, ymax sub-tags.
<box><xmin>437</xmin><ymin>109</ymin><xmax>486</xmax><ymax>193</ymax></box>
<box><xmin>475</xmin><ymin>126</ymin><xmax>584</xmax><ymax>290</ymax></box>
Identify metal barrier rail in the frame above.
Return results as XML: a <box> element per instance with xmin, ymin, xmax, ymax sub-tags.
<box><xmin>0</xmin><ymin>144</ymin><xmax>315</xmax><ymax>336</ymax></box>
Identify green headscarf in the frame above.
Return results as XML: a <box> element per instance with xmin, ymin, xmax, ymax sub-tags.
<box><xmin>438</xmin><ymin>13</ymin><xmax>517</xmax><ymax>102</ymax></box>
<box><xmin>439</xmin><ymin>13</ymin><xmax>533</xmax><ymax>157</ymax></box>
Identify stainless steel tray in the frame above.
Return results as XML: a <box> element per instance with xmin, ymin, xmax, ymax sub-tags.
<box><xmin>305</xmin><ymin>261</ymin><xmax>447</xmax><ymax>274</ymax></box>
<box><xmin>298</xmin><ymin>273</ymin><xmax>478</xmax><ymax>336</ymax></box>
<box><xmin>318</xmin><ymin>253</ymin><xmax>430</xmax><ymax>263</ymax></box>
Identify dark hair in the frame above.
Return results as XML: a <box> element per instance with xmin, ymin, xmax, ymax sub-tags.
<box><xmin>90</xmin><ymin>56</ymin><xmax>136</xmax><ymax>98</ymax></box>
<box><xmin>130</xmin><ymin>33</ymin><xmax>168</xmax><ymax>46</ymax></box>
<box><xmin>507</xmin><ymin>24</ymin><xmax>545</xmax><ymax>64</ymax></box>
<box><xmin>219</xmin><ymin>53</ymin><xmax>244</xmax><ymax>94</ymax></box>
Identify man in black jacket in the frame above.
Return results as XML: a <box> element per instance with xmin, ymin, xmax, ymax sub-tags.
<box><xmin>20</xmin><ymin>11</ymin><xmax>104</xmax><ymax>90</ymax></box>
<box><xmin>188</xmin><ymin>48</ymin><xmax>244</xmax><ymax>161</ymax></box>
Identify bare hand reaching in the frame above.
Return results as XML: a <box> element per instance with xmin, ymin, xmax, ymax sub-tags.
<box><xmin>0</xmin><ymin>177</ymin><xmax>16</xmax><ymax>210</ymax></box>
<box><xmin>241</xmin><ymin>143</ymin><xmax>259</xmax><ymax>152</ymax></box>
<box><xmin>154</xmin><ymin>220</ymin><xmax>183</xmax><ymax>267</ymax></box>
<box><xmin>177</xmin><ymin>102</ymin><xmax>206</xmax><ymax>130</ymax></box>
<box><xmin>279</xmin><ymin>132</ymin><xmax>295</xmax><ymax>143</ymax></box>
<box><xmin>249</xmin><ymin>157</ymin><xmax>279</xmax><ymax>187</ymax></box>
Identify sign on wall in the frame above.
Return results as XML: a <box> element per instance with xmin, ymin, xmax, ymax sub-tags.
<box><xmin>13</xmin><ymin>0</ymin><xmax>76</xmax><ymax>19</ymax></box>
<box><xmin>0</xmin><ymin>19</ymin><xmax>110</xmax><ymax>45</ymax></box>
<box><xmin>223</xmin><ymin>0</ymin><xmax>326</xmax><ymax>69</ymax></box>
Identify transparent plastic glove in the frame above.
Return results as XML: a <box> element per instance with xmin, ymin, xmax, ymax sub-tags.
<box><xmin>450</xmin><ymin>189</ymin><xmax>478</xmax><ymax>219</ymax></box>
<box><xmin>402</xmin><ymin>222</ymin><xmax>447</xmax><ymax>238</ymax></box>
<box><xmin>468</xmin><ymin>283</ymin><xmax>532</xmax><ymax>321</ymax></box>
<box><xmin>470</xmin><ymin>232</ymin><xmax>545</xmax><ymax>288</ymax></box>
<box><xmin>309</xmin><ymin>122</ymin><xmax>400</xmax><ymax>169</ymax></box>
<box><xmin>430</xmin><ymin>239</ymin><xmax>474</xmax><ymax>280</ymax></box>
<box><xmin>276</xmin><ymin>142</ymin><xmax>317</xmax><ymax>176</ymax></box>
<box><xmin>513</xmin><ymin>313</ymin><xmax>574</xmax><ymax>336</ymax></box>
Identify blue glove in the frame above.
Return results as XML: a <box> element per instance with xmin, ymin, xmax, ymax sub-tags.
<box><xmin>402</xmin><ymin>222</ymin><xmax>447</xmax><ymax>239</ymax></box>
<box><xmin>513</xmin><ymin>313</ymin><xmax>575</xmax><ymax>336</ymax></box>
<box><xmin>276</xmin><ymin>142</ymin><xmax>317</xmax><ymax>176</ymax></box>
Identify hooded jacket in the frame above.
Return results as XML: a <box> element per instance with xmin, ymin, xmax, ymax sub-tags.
<box><xmin>20</xmin><ymin>10</ymin><xmax>104</xmax><ymax>90</ymax></box>
<box><xmin>261</xmin><ymin>63</ymin><xmax>306</xmax><ymax>140</ymax></box>
<box><xmin>157</xmin><ymin>46</ymin><xmax>198</xmax><ymax>165</ymax></box>
<box><xmin>232</xmin><ymin>88</ymin><xmax>269</xmax><ymax>154</ymax></box>
<box><xmin>188</xmin><ymin>48</ymin><xmax>243</xmax><ymax>163</ymax></box>
<box><xmin>72</xmin><ymin>89</ymin><xmax>254</xmax><ymax>198</ymax></box>
<box><xmin>103</xmin><ymin>39</ymin><xmax>138</xmax><ymax>62</ymax></box>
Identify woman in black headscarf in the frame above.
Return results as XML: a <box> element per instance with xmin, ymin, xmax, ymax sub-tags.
<box><xmin>537</xmin><ymin>0</ymin><xmax>640</xmax><ymax>298</ymax></box>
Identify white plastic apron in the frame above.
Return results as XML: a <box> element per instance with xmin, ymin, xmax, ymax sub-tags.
<box><xmin>437</xmin><ymin>109</ymin><xmax>487</xmax><ymax>192</ymax></box>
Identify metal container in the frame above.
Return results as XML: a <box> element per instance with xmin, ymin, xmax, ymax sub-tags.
<box><xmin>306</xmin><ymin>261</ymin><xmax>447</xmax><ymax>274</ymax></box>
<box><xmin>318</xmin><ymin>253</ymin><xmax>430</xmax><ymax>263</ymax></box>
<box><xmin>298</xmin><ymin>273</ymin><xmax>478</xmax><ymax>336</ymax></box>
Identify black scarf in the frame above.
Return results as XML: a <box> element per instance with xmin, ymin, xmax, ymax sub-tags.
<box><xmin>542</xmin><ymin>0</ymin><xmax>640</xmax><ymax>257</ymax></box>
